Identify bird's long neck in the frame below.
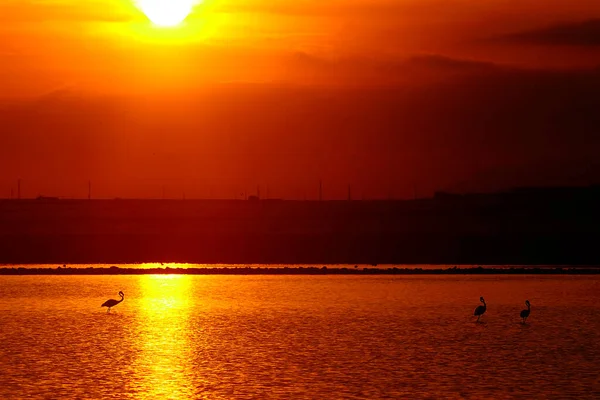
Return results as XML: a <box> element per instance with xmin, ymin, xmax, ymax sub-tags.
<box><xmin>482</xmin><ymin>300</ymin><xmax>486</xmax><ymax>308</ymax></box>
<box><xmin>527</xmin><ymin>303</ymin><xmax>530</xmax><ymax>310</ymax></box>
<box><xmin>118</xmin><ymin>295</ymin><xmax>124</xmax><ymax>304</ymax></box>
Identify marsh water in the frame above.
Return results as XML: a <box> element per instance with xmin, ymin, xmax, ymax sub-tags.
<box><xmin>0</xmin><ymin>274</ymin><xmax>599</xmax><ymax>398</ymax></box>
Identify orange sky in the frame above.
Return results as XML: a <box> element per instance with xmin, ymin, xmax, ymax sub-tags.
<box><xmin>1</xmin><ymin>0</ymin><xmax>600</xmax><ymax>198</ymax></box>
<box><xmin>2</xmin><ymin>0</ymin><xmax>600</xmax><ymax>95</ymax></box>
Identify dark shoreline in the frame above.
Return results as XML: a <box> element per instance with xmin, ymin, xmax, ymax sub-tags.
<box><xmin>2</xmin><ymin>186</ymin><xmax>600</xmax><ymax>265</ymax></box>
<box><xmin>2</xmin><ymin>266</ymin><xmax>600</xmax><ymax>276</ymax></box>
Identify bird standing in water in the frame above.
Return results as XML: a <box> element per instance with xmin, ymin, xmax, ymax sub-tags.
<box><xmin>520</xmin><ymin>300</ymin><xmax>531</xmax><ymax>323</ymax></box>
<box><xmin>474</xmin><ymin>296</ymin><xmax>486</xmax><ymax>322</ymax></box>
<box><xmin>102</xmin><ymin>291</ymin><xmax>124</xmax><ymax>313</ymax></box>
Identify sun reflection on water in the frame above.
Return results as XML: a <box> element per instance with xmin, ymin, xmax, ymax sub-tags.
<box><xmin>139</xmin><ymin>273</ymin><xmax>193</xmax><ymax>308</ymax></box>
<box><xmin>133</xmin><ymin>275</ymin><xmax>196</xmax><ymax>398</ymax></box>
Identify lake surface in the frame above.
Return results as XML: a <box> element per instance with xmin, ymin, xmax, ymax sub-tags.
<box><xmin>1</xmin><ymin>275</ymin><xmax>599</xmax><ymax>398</ymax></box>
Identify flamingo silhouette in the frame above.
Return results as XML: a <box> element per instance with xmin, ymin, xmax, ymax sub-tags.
<box><xmin>102</xmin><ymin>291</ymin><xmax>124</xmax><ymax>313</ymax></box>
<box><xmin>520</xmin><ymin>300</ymin><xmax>531</xmax><ymax>323</ymax></box>
<box><xmin>474</xmin><ymin>296</ymin><xmax>486</xmax><ymax>322</ymax></box>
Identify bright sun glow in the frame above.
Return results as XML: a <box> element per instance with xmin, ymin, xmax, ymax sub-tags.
<box><xmin>137</xmin><ymin>0</ymin><xmax>197</xmax><ymax>27</ymax></box>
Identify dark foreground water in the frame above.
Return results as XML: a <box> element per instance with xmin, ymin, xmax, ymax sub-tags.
<box><xmin>0</xmin><ymin>275</ymin><xmax>599</xmax><ymax>398</ymax></box>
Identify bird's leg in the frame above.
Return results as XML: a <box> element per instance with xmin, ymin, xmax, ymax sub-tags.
<box><xmin>477</xmin><ymin>315</ymin><xmax>480</xmax><ymax>322</ymax></box>
<box><xmin>107</xmin><ymin>307</ymin><xmax>110</xmax><ymax>313</ymax></box>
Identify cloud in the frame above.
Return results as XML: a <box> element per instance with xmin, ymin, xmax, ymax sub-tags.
<box><xmin>498</xmin><ymin>19</ymin><xmax>600</xmax><ymax>46</ymax></box>
<box><xmin>401</xmin><ymin>54</ymin><xmax>499</xmax><ymax>73</ymax></box>
<box><xmin>285</xmin><ymin>52</ymin><xmax>503</xmax><ymax>85</ymax></box>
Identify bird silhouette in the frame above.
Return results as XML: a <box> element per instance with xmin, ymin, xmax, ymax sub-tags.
<box><xmin>520</xmin><ymin>300</ymin><xmax>531</xmax><ymax>323</ymax></box>
<box><xmin>474</xmin><ymin>296</ymin><xmax>486</xmax><ymax>322</ymax></box>
<box><xmin>102</xmin><ymin>291</ymin><xmax>124</xmax><ymax>313</ymax></box>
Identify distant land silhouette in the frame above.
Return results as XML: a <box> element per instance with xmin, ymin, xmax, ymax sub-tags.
<box><xmin>1</xmin><ymin>185</ymin><xmax>599</xmax><ymax>265</ymax></box>
<box><xmin>1</xmin><ymin>266</ymin><xmax>599</xmax><ymax>276</ymax></box>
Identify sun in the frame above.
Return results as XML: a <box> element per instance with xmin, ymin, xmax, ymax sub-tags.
<box><xmin>137</xmin><ymin>0</ymin><xmax>198</xmax><ymax>27</ymax></box>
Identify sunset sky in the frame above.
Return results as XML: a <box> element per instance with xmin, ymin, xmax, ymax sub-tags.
<box><xmin>1</xmin><ymin>0</ymin><xmax>600</xmax><ymax>199</ymax></box>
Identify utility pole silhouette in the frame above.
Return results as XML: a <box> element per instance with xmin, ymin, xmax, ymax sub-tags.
<box><xmin>319</xmin><ymin>180</ymin><xmax>323</xmax><ymax>201</ymax></box>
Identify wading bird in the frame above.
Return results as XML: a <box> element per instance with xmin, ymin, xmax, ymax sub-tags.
<box><xmin>520</xmin><ymin>300</ymin><xmax>531</xmax><ymax>323</ymax></box>
<box><xmin>102</xmin><ymin>291</ymin><xmax>124</xmax><ymax>313</ymax></box>
<box><xmin>474</xmin><ymin>296</ymin><xmax>486</xmax><ymax>322</ymax></box>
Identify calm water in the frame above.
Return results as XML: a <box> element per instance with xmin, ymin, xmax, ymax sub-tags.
<box><xmin>1</xmin><ymin>275</ymin><xmax>599</xmax><ymax>399</ymax></box>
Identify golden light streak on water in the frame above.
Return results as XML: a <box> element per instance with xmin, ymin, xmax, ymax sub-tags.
<box><xmin>133</xmin><ymin>275</ymin><xmax>195</xmax><ymax>398</ymax></box>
